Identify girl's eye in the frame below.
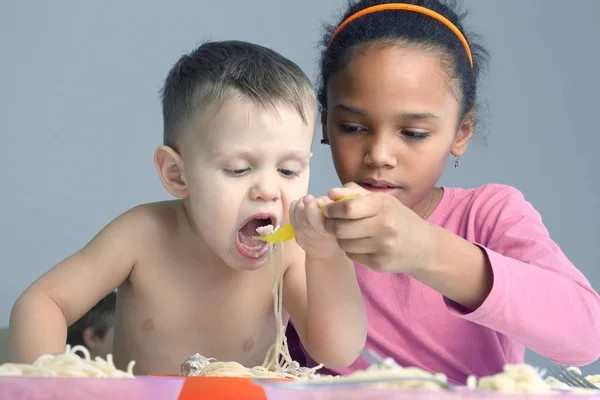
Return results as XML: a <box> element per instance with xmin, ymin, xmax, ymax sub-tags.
<box><xmin>402</xmin><ymin>131</ymin><xmax>429</xmax><ymax>140</ymax></box>
<box><xmin>226</xmin><ymin>168</ymin><xmax>250</xmax><ymax>176</ymax></box>
<box><xmin>339</xmin><ymin>124</ymin><xmax>366</xmax><ymax>134</ymax></box>
<box><xmin>279</xmin><ymin>168</ymin><xmax>299</xmax><ymax>177</ymax></box>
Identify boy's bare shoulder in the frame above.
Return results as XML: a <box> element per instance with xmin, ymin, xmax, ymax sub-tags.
<box><xmin>12</xmin><ymin>201</ymin><xmax>187</xmax><ymax>328</ymax></box>
<box><xmin>118</xmin><ymin>200</ymin><xmax>184</xmax><ymax>239</ymax></box>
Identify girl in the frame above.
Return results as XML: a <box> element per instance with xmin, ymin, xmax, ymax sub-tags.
<box><xmin>287</xmin><ymin>0</ymin><xmax>600</xmax><ymax>384</ymax></box>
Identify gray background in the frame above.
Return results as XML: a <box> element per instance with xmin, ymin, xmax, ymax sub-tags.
<box><xmin>1</xmin><ymin>0</ymin><xmax>599</xmax><ymax>372</ymax></box>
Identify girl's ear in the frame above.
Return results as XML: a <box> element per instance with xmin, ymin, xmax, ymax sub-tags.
<box><xmin>451</xmin><ymin>108</ymin><xmax>475</xmax><ymax>157</ymax></box>
<box><xmin>154</xmin><ymin>145</ymin><xmax>188</xmax><ymax>198</ymax></box>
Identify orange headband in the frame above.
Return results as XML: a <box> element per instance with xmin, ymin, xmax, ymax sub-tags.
<box><xmin>329</xmin><ymin>3</ymin><xmax>473</xmax><ymax>68</ymax></box>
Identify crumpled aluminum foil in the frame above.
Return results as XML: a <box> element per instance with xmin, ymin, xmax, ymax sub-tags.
<box><xmin>180</xmin><ymin>353</ymin><xmax>216</xmax><ymax>376</ymax></box>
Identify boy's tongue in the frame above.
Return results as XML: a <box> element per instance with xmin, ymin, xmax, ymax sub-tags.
<box><xmin>238</xmin><ymin>219</ymin><xmax>266</xmax><ymax>247</ymax></box>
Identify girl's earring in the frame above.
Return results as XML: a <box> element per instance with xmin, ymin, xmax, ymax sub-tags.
<box><xmin>320</xmin><ymin>138</ymin><xmax>329</xmax><ymax>145</ymax></box>
<box><xmin>454</xmin><ymin>151</ymin><xmax>462</xmax><ymax>168</ymax></box>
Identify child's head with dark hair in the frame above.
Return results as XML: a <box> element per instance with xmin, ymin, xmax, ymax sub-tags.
<box><xmin>67</xmin><ymin>291</ymin><xmax>116</xmax><ymax>359</ymax></box>
<box><xmin>318</xmin><ymin>0</ymin><xmax>490</xmax><ymax>214</ymax></box>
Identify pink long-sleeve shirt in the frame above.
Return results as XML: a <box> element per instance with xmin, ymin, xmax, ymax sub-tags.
<box><xmin>287</xmin><ymin>184</ymin><xmax>600</xmax><ymax>384</ymax></box>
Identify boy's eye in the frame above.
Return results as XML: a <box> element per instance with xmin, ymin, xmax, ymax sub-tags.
<box><xmin>279</xmin><ymin>168</ymin><xmax>298</xmax><ymax>177</ymax></box>
<box><xmin>402</xmin><ymin>131</ymin><xmax>429</xmax><ymax>140</ymax></box>
<box><xmin>226</xmin><ymin>168</ymin><xmax>250</xmax><ymax>176</ymax></box>
<box><xmin>339</xmin><ymin>124</ymin><xmax>365</xmax><ymax>134</ymax></box>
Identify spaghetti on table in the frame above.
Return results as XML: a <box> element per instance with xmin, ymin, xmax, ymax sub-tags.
<box><xmin>0</xmin><ymin>344</ymin><xmax>134</xmax><ymax>377</ymax></box>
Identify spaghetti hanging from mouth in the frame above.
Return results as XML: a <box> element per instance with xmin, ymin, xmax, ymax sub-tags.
<box><xmin>180</xmin><ymin>224</ymin><xmax>322</xmax><ymax>379</ymax></box>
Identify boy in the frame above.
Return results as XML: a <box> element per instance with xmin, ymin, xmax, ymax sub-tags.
<box><xmin>67</xmin><ymin>291</ymin><xmax>116</xmax><ymax>360</ymax></box>
<box><xmin>9</xmin><ymin>40</ymin><xmax>366</xmax><ymax>375</ymax></box>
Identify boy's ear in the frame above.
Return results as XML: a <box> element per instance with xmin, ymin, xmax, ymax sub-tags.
<box><xmin>154</xmin><ymin>145</ymin><xmax>188</xmax><ymax>199</ymax></box>
<box><xmin>321</xmin><ymin>110</ymin><xmax>329</xmax><ymax>144</ymax></box>
<box><xmin>451</xmin><ymin>108</ymin><xmax>475</xmax><ymax>157</ymax></box>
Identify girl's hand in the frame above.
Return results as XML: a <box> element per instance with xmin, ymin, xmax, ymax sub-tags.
<box><xmin>290</xmin><ymin>195</ymin><xmax>340</xmax><ymax>260</ymax></box>
<box><xmin>322</xmin><ymin>183</ymin><xmax>435</xmax><ymax>273</ymax></box>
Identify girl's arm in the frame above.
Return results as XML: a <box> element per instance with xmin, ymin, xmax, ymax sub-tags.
<box><xmin>411</xmin><ymin>185</ymin><xmax>600</xmax><ymax>366</ymax></box>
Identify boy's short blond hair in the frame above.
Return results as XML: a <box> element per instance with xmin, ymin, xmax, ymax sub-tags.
<box><xmin>160</xmin><ymin>40</ymin><xmax>317</xmax><ymax>148</ymax></box>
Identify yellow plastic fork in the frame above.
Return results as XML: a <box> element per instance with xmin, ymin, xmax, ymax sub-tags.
<box><xmin>254</xmin><ymin>195</ymin><xmax>359</xmax><ymax>243</ymax></box>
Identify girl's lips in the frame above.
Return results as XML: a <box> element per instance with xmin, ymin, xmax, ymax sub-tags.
<box><xmin>359</xmin><ymin>178</ymin><xmax>400</xmax><ymax>188</ymax></box>
<box><xmin>358</xmin><ymin>181</ymin><xmax>403</xmax><ymax>194</ymax></box>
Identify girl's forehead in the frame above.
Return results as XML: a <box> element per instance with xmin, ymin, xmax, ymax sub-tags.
<box><xmin>328</xmin><ymin>45</ymin><xmax>459</xmax><ymax>116</ymax></box>
<box><xmin>339</xmin><ymin>44</ymin><xmax>450</xmax><ymax>88</ymax></box>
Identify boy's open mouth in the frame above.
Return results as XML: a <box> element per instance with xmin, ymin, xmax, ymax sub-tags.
<box><xmin>236</xmin><ymin>214</ymin><xmax>277</xmax><ymax>259</ymax></box>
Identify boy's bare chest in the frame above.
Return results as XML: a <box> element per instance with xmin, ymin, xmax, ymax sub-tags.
<box><xmin>113</xmin><ymin>258</ymin><xmax>285</xmax><ymax>374</ymax></box>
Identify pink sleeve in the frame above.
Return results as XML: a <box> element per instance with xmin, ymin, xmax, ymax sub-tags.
<box><xmin>446</xmin><ymin>186</ymin><xmax>600</xmax><ymax>366</ymax></box>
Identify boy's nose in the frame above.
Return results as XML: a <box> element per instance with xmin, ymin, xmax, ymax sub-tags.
<box><xmin>249</xmin><ymin>181</ymin><xmax>280</xmax><ymax>202</ymax></box>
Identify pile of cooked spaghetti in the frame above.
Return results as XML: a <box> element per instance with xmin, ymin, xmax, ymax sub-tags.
<box><xmin>0</xmin><ymin>344</ymin><xmax>134</xmax><ymax>377</ymax></box>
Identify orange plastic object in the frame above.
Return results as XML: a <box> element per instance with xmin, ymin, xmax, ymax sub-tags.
<box><xmin>329</xmin><ymin>3</ymin><xmax>473</xmax><ymax>67</ymax></box>
<box><xmin>154</xmin><ymin>376</ymin><xmax>267</xmax><ymax>400</ymax></box>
